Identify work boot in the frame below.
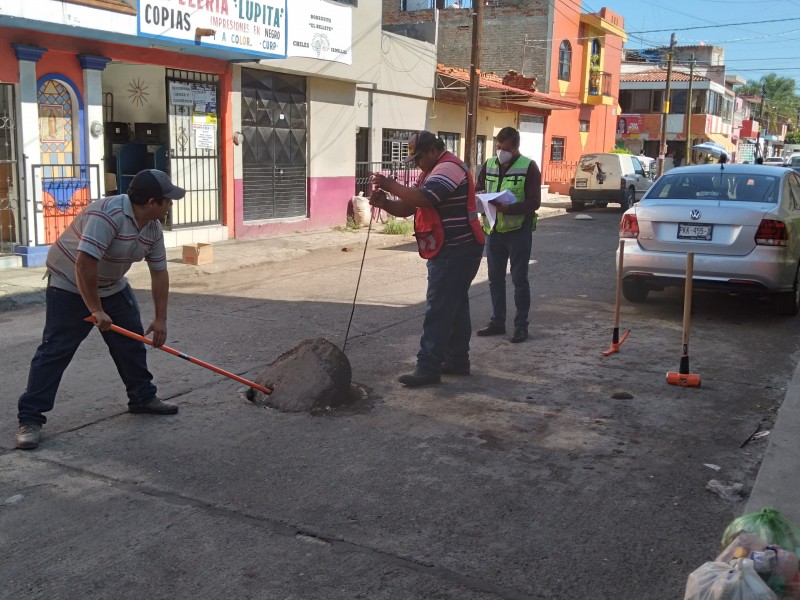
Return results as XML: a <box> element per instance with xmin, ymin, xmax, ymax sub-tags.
<box><xmin>128</xmin><ymin>397</ymin><xmax>179</xmax><ymax>415</ymax></box>
<box><xmin>476</xmin><ymin>322</ymin><xmax>506</xmax><ymax>336</ymax></box>
<box><xmin>511</xmin><ymin>328</ymin><xmax>529</xmax><ymax>343</ymax></box>
<box><xmin>397</xmin><ymin>369</ymin><xmax>441</xmax><ymax>387</ymax></box>
<box><xmin>440</xmin><ymin>363</ymin><xmax>471</xmax><ymax>376</ymax></box>
<box><xmin>16</xmin><ymin>424</ymin><xmax>41</xmax><ymax>450</ymax></box>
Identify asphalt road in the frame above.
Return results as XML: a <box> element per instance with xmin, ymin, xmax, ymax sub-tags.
<box><xmin>2</xmin><ymin>208</ymin><xmax>800</xmax><ymax>599</ymax></box>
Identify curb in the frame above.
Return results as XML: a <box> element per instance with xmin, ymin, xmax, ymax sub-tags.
<box><xmin>743</xmin><ymin>358</ymin><xmax>800</xmax><ymax>525</ymax></box>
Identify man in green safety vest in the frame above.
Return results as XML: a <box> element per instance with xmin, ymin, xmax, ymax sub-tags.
<box><xmin>475</xmin><ymin>127</ymin><xmax>541</xmax><ymax>343</ymax></box>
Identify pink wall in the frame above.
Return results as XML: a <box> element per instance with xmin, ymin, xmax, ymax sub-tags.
<box><xmin>233</xmin><ymin>176</ymin><xmax>354</xmax><ymax>239</ymax></box>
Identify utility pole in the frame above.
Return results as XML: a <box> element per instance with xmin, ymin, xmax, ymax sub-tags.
<box><xmin>464</xmin><ymin>0</ymin><xmax>483</xmax><ymax>170</ymax></box>
<box><xmin>657</xmin><ymin>32</ymin><xmax>677</xmax><ymax>178</ymax></box>
<box><xmin>684</xmin><ymin>53</ymin><xmax>695</xmax><ymax>165</ymax></box>
<box><xmin>756</xmin><ymin>84</ymin><xmax>767</xmax><ymax>159</ymax></box>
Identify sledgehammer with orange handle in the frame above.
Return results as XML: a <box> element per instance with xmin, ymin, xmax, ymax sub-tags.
<box><xmin>84</xmin><ymin>317</ymin><xmax>272</xmax><ymax>394</ymax></box>
<box><xmin>666</xmin><ymin>253</ymin><xmax>701</xmax><ymax>387</ymax></box>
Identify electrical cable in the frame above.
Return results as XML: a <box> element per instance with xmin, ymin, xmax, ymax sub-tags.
<box><xmin>342</xmin><ymin>199</ymin><xmax>375</xmax><ymax>353</ymax></box>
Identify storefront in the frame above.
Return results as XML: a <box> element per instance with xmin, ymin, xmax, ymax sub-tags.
<box><xmin>0</xmin><ymin>26</ymin><xmax>233</xmax><ymax>266</ymax></box>
<box><xmin>0</xmin><ymin>0</ymin><xmax>427</xmax><ymax>264</ymax></box>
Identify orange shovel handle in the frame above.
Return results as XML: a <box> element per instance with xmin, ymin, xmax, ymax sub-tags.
<box><xmin>84</xmin><ymin>317</ymin><xmax>271</xmax><ymax>394</ymax></box>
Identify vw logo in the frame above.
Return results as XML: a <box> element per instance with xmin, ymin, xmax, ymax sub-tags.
<box><xmin>690</xmin><ymin>209</ymin><xmax>702</xmax><ymax>221</ymax></box>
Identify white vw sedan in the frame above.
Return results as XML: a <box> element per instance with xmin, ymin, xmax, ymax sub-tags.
<box><xmin>618</xmin><ymin>164</ymin><xmax>800</xmax><ymax>315</ymax></box>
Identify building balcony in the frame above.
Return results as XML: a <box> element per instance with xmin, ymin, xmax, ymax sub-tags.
<box><xmin>585</xmin><ymin>71</ymin><xmax>613</xmax><ymax>105</ymax></box>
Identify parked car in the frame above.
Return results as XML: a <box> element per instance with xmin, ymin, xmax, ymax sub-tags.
<box><xmin>618</xmin><ymin>164</ymin><xmax>800</xmax><ymax>315</ymax></box>
<box><xmin>569</xmin><ymin>152</ymin><xmax>654</xmax><ymax>211</ymax></box>
<box><xmin>638</xmin><ymin>155</ymin><xmax>657</xmax><ymax>179</ymax></box>
<box><xmin>764</xmin><ymin>156</ymin><xmax>787</xmax><ymax>165</ymax></box>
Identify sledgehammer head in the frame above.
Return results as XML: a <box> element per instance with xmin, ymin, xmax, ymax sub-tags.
<box><xmin>666</xmin><ymin>371</ymin><xmax>702</xmax><ymax>387</ymax></box>
<box><xmin>666</xmin><ymin>355</ymin><xmax>701</xmax><ymax>387</ymax></box>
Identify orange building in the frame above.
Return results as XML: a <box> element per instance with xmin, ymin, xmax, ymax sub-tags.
<box><xmin>382</xmin><ymin>1</ymin><xmax>627</xmax><ymax>194</ymax></box>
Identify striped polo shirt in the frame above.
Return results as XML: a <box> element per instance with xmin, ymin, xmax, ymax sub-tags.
<box><xmin>47</xmin><ymin>194</ymin><xmax>167</xmax><ymax>297</ymax></box>
<box><xmin>418</xmin><ymin>152</ymin><xmax>483</xmax><ymax>257</ymax></box>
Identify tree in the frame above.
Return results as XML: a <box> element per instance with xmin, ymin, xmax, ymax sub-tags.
<box><xmin>736</xmin><ymin>74</ymin><xmax>800</xmax><ymax>134</ymax></box>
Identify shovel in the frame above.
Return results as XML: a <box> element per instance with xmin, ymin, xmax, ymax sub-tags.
<box><xmin>85</xmin><ymin>317</ymin><xmax>272</xmax><ymax>394</ymax></box>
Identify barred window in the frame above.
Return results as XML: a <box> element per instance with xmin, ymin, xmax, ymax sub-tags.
<box><xmin>551</xmin><ymin>137</ymin><xmax>565</xmax><ymax>162</ymax></box>
<box><xmin>438</xmin><ymin>131</ymin><xmax>460</xmax><ymax>157</ymax></box>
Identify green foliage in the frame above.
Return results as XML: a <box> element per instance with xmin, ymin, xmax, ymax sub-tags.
<box><xmin>785</xmin><ymin>132</ymin><xmax>800</xmax><ymax>144</ymax></box>
<box><xmin>609</xmin><ymin>147</ymin><xmax>632</xmax><ymax>154</ymax></box>
<box><xmin>736</xmin><ymin>74</ymin><xmax>800</xmax><ymax>132</ymax></box>
<box><xmin>383</xmin><ymin>217</ymin><xmax>414</xmax><ymax>236</ymax></box>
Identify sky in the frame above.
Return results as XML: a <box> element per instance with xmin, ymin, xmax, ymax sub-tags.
<box><xmin>595</xmin><ymin>0</ymin><xmax>800</xmax><ymax>88</ymax></box>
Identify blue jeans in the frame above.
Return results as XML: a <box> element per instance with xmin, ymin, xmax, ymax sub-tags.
<box><xmin>17</xmin><ymin>284</ymin><xmax>158</xmax><ymax>426</ymax></box>
<box><xmin>416</xmin><ymin>250</ymin><xmax>483</xmax><ymax>374</ymax></box>
<box><xmin>486</xmin><ymin>226</ymin><xmax>533</xmax><ymax>331</ymax></box>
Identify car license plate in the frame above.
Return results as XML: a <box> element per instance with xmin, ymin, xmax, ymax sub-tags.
<box><xmin>575</xmin><ymin>179</ymin><xmax>587</xmax><ymax>188</ymax></box>
<box><xmin>678</xmin><ymin>223</ymin><xmax>713</xmax><ymax>240</ymax></box>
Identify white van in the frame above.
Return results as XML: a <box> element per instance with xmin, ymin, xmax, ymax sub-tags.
<box><xmin>569</xmin><ymin>153</ymin><xmax>654</xmax><ymax>211</ymax></box>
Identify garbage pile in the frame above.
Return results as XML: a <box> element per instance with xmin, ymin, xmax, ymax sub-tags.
<box><xmin>685</xmin><ymin>508</ymin><xmax>800</xmax><ymax>599</ymax></box>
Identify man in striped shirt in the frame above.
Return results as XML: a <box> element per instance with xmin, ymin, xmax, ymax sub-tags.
<box><xmin>370</xmin><ymin>131</ymin><xmax>484</xmax><ymax>387</ymax></box>
<box><xmin>16</xmin><ymin>170</ymin><xmax>185</xmax><ymax>450</ymax></box>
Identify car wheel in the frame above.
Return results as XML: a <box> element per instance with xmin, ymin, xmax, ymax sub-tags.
<box><xmin>570</xmin><ymin>199</ymin><xmax>585</xmax><ymax>211</ymax></box>
<box><xmin>774</xmin><ymin>266</ymin><xmax>800</xmax><ymax>316</ymax></box>
<box><xmin>620</xmin><ymin>187</ymin><xmax>635</xmax><ymax>211</ymax></box>
<box><xmin>595</xmin><ymin>202</ymin><xmax>608</xmax><ymax>208</ymax></box>
<box><xmin>622</xmin><ymin>278</ymin><xmax>649</xmax><ymax>303</ymax></box>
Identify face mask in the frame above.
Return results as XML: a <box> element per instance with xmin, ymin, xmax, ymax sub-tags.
<box><xmin>497</xmin><ymin>149</ymin><xmax>514</xmax><ymax>164</ymax></box>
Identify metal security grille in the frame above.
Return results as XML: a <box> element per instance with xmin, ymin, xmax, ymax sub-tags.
<box><xmin>354</xmin><ymin>161</ymin><xmax>422</xmax><ymax>196</ymax></box>
<box><xmin>0</xmin><ymin>84</ymin><xmax>19</xmax><ymax>255</ymax></box>
<box><xmin>165</xmin><ymin>69</ymin><xmax>221</xmax><ymax>229</ymax></box>
<box><xmin>241</xmin><ymin>68</ymin><xmax>307</xmax><ymax>221</ymax></box>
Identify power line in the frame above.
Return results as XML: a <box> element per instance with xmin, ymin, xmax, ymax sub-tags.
<box><xmin>629</xmin><ymin>16</ymin><xmax>800</xmax><ymax>34</ymax></box>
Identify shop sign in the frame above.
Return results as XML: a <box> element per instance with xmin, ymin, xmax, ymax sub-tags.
<box><xmin>138</xmin><ymin>0</ymin><xmax>287</xmax><ymax>59</ymax></box>
<box><xmin>288</xmin><ymin>0</ymin><xmax>352</xmax><ymax>65</ymax></box>
<box><xmin>137</xmin><ymin>0</ymin><xmax>352</xmax><ymax>63</ymax></box>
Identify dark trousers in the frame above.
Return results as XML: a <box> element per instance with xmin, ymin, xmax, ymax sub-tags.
<box><xmin>486</xmin><ymin>226</ymin><xmax>533</xmax><ymax>331</ymax></box>
<box><xmin>18</xmin><ymin>284</ymin><xmax>158</xmax><ymax>426</ymax></box>
<box><xmin>416</xmin><ymin>250</ymin><xmax>483</xmax><ymax>374</ymax></box>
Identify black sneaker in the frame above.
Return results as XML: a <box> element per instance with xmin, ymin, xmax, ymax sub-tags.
<box><xmin>441</xmin><ymin>363</ymin><xmax>471</xmax><ymax>376</ymax></box>
<box><xmin>397</xmin><ymin>369</ymin><xmax>441</xmax><ymax>387</ymax></box>
<box><xmin>511</xmin><ymin>328</ymin><xmax>529</xmax><ymax>343</ymax></box>
<box><xmin>16</xmin><ymin>424</ymin><xmax>41</xmax><ymax>450</ymax></box>
<box><xmin>129</xmin><ymin>397</ymin><xmax>179</xmax><ymax>415</ymax></box>
<box><xmin>476</xmin><ymin>323</ymin><xmax>506</xmax><ymax>336</ymax></box>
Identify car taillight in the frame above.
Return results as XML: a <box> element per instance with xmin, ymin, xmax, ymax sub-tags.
<box><xmin>620</xmin><ymin>214</ymin><xmax>639</xmax><ymax>238</ymax></box>
<box><xmin>755</xmin><ymin>219</ymin><xmax>788</xmax><ymax>246</ymax></box>
<box><xmin>620</xmin><ymin>177</ymin><xmax>626</xmax><ymax>189</ymax></box>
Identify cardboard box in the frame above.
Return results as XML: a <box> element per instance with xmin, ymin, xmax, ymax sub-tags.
<box><xmin>182</xmin><ymin>243</ymin><xmax>213</xmax><ymax>265</ymax></box>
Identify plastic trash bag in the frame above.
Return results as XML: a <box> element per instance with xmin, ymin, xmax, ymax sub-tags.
<box><xmin>716</xmin><ymin>532</ymin><xmax>800</xmax><ymax>599</ymax></box>
<box><xmin>685</xmin><ymin>559</ymin><xmax>778</xmax><ymax>600</ymax></box>
<box><xmin>685</xmin><ymin>562</ymin><xmax>734</xmax><ymax>600</ymax></box>
<box><xmin>351</xmin><ymin>193</ymin><xmax>372</xmax><ymax>228</ymax></box>
<box><xmin>722</xmin><ymin>508</ymin><xmax>800</xmax><ymax>556</ymax></box>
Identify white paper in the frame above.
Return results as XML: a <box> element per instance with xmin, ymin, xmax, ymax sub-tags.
<box><xmin>169</xmin><ymin>82</ymin><xmax>193</xmax><ymax>106</ymax></box>
<box><xmin>478</xmin><ymin>190</ymin><xmax>517</xmax><ymax>205</ymax></box>
<box><xmin>194</xmin><ymin>125</ymin><xmax>216</xmax><ymax>150</ymax></box>
<box><xmin>476</xmin><ymin>190</ymin><xmax>517</xmax><ymax>230</ymax></box>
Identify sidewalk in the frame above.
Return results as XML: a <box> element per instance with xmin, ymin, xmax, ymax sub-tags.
<box><xmin>0</xmin><ymin>192</ymin><xmax>573</xmax><ymax>311</ymax></box>
<box><xmin>2</xmin><ymin>193</ymin><xmax>797</xmax><ymax>529</ymax></box>
<box><xmin>0</xmin><ymin>227</ymin><xmax>395</xmax><ymax>311</ymax></box>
